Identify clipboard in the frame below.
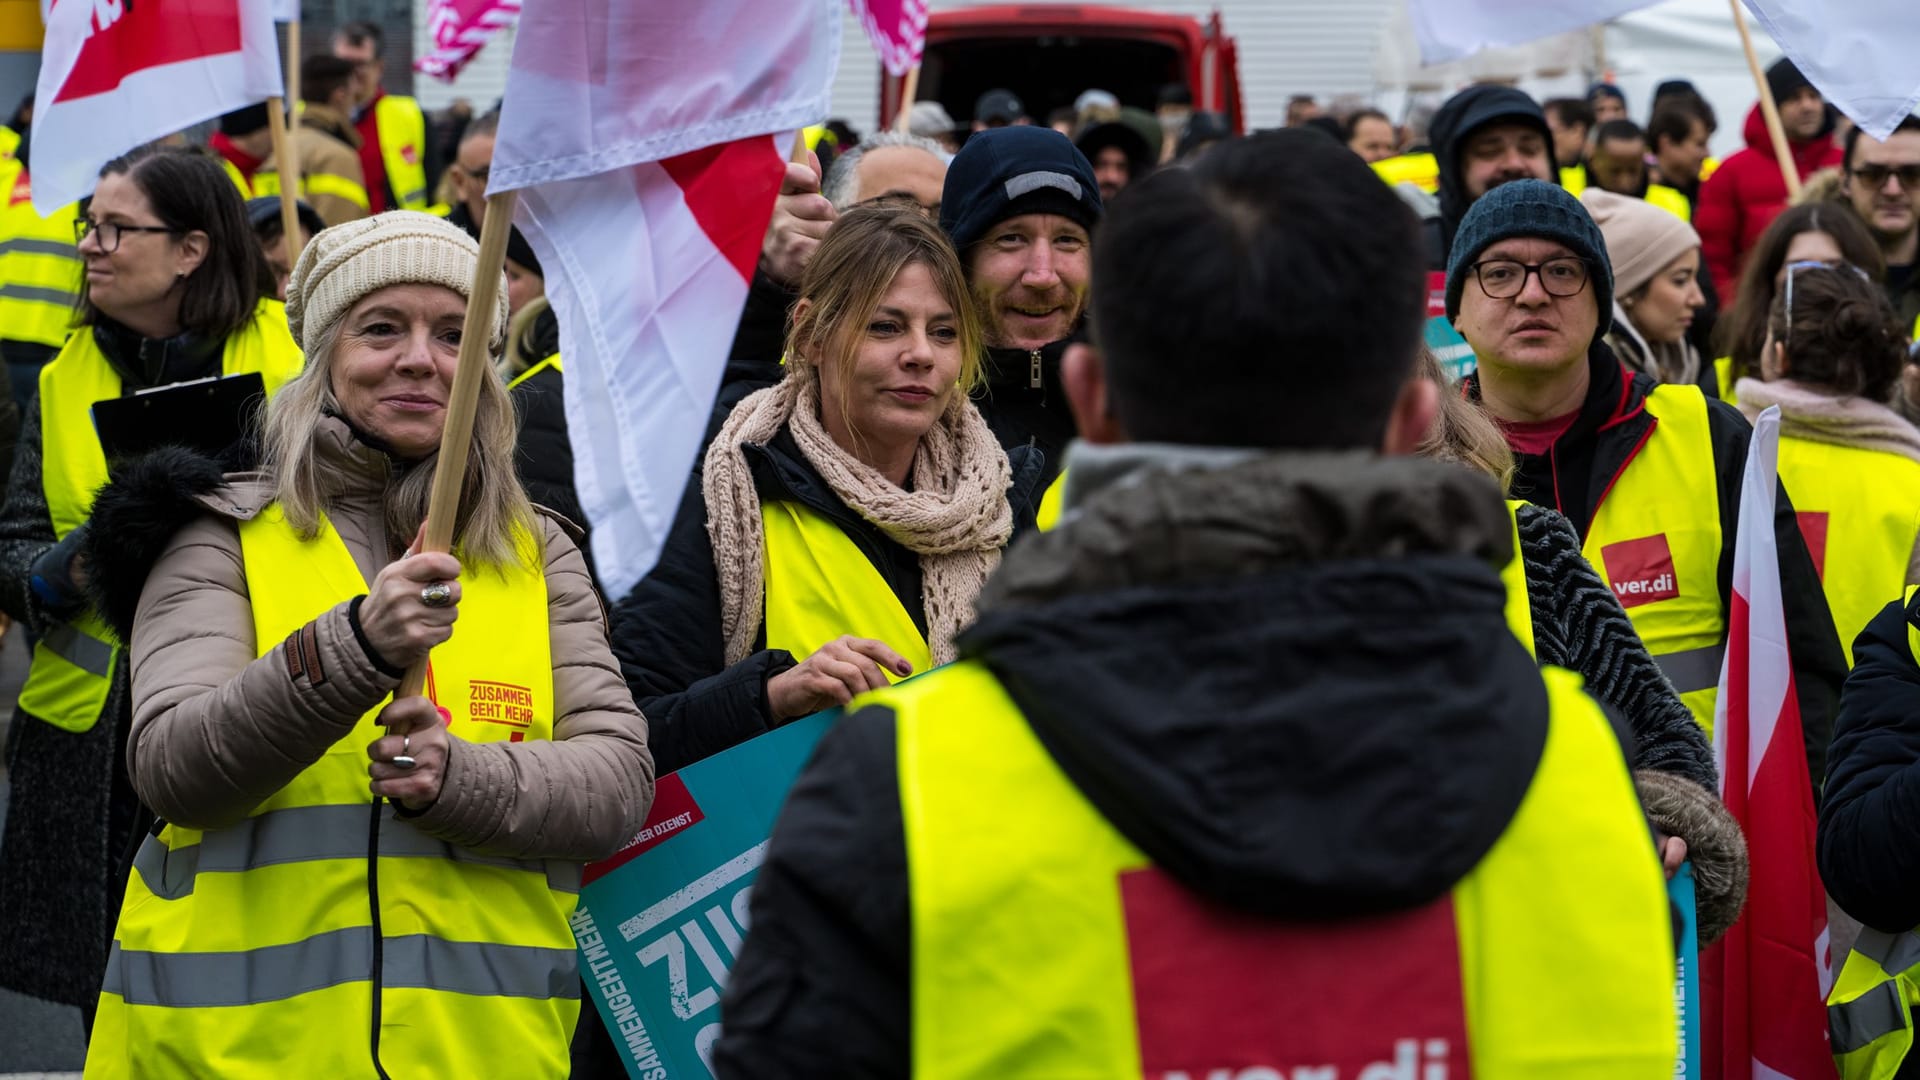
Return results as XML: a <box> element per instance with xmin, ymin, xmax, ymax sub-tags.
<box><xmin>89</xmin><ymin>372</ymin><xmax>268</xmax><ymax>461</ymax></box>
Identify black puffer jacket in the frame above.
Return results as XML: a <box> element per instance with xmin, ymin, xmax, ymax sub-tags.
<box><xmin>712</xmin><ymin>452</ymin><xmax>1670</xmax><ymax>1077</ymax></box>
<box><xmin>608</xmin><ymin>424</ymin><xmax>1044</xmax><ymax>774</ymax></box>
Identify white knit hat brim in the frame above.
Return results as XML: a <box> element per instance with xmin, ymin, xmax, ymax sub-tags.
<box><xmin>285</xmin><ymin>211</ymin><xmax>510</xmax><ymax>356</ymax></box>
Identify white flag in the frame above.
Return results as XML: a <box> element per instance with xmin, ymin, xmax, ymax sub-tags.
<box><xmin>1741</xmin><ymin>0</ymin><xmax>1920</xmax><ymax>139</ymax></box>
<box><xmin>1408</xmin><ymin>0</ymin><xmax>1659</xmax><ymax>66</ymax></box>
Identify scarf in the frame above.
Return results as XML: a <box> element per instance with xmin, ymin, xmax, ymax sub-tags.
<box><xmin>1734</xmin><ymin>377</ymin><xmax>1920</xmax><ymax>465</ymax></box>
<box><xmin>1609</xmin><ymin>301</ymin><xmax>1702</xmax><ymax>388</ymax></box>
<box><xmin>704</xmin><ymin>363</ymin><xmax>1013</xmax><ymax>667</ymax></box>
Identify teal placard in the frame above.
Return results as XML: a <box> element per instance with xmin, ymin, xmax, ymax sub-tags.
<box><xmin>1672</xmin><ymin>862</ymin><xmax>1702</xmax><ymax>1079</ymax></box>
<box><xmin>1427</xmin><ymin>313</ymin><xmax>1478</xmax><ymax>381</ymax></box>
<box><xmin>571</xmin><ymin>711</ymin><xmax>836</xmax><ymax>1079</ymax></box>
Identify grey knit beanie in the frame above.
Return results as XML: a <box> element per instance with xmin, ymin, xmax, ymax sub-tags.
<box><xmin>1444</xmin><ymin>179</ymin><xmax>1613</xmax><ymax>342</ymax></box>
<box><xmin>285</xmin><ymin>211</ymin><xmax>509</xmax><ymax>356</ymax></box>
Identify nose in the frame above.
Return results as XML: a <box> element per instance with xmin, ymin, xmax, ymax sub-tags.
<box><xmin>901</xmin><ymin>327</ymin><xmax>935</xmax><ymax>370</ymax></box>
<box><xmin>1020</xmin><ymin>239</ymin><xmax>1059</xmax><ymax>289</ymax></box>
<box><xmin>1498</xmin><ymin>147</ymin><xmax>1531</xmax><ymax>174</ymax></box>
<box><xmin>395</xmin><ymin>328</ymin><xmax>438</xmax><ymax>375</ymax></box>
<box><xmin>1883</xmin><ymin>171</ymin><xmax>1907</xmax><ymax>196</ymax></box>
<box><xmin>77</xmin><ymin>227</ymin><xmax>102</xmax><ymax>257</ymax></box>
<box><xmin>1514</xmin><ymin>268</ymin><xmax>1553</xmax><ymax>307</ymax></box>
<box><xmin>1685</xmin><ymin>281</ymin><xmax>1706</xmax><ymax>309</ymax></box>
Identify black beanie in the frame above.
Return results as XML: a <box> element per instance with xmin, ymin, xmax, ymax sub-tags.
<box><xmin>1766</xmin><ymin>58</ymin><xmax>1813</xmax><ymax>104</ymax></box>
<box><xmin>219</xmin><ymin>103</ymin><xmax>271</xmax><ymax>138</ymax></box>
<box><xmin>940</xmin><ymin>127</ymin><xmax>1102</xmax><ymax>253</ymax></box>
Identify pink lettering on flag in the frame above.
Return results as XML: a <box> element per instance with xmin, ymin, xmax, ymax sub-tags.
<box><xmin>416</xmin><ymin>0</ymin><xmax>523</xmax><ymax>83</ymax></box>
<box><xmin>847</xmin><ymin>0</ymin><xmax>928</xmax><ymax>77</ymax></box>
<box><xmin>54</xmin><ymin>0</ymin><xmax>243</xmax><ymax>103</ymax></box>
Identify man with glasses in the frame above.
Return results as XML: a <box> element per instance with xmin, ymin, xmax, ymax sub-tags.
<box><xmin>1843</xmin><ymin>115</ymin><xmax>1920</xmax><ymax>337</ymax></box>
<box><xmin>445</xmin><ymin>110</ymin><xmax>499</xmax><ymax>234</ymax></box>
<box><xmin>1452</xmin><ymin>179</ymin><xmax>1844</xmax><ymax>772</ymax></box>
<box><xmin>332</xmin><ymin>20</ymin><xmax>430</xmax><ymax>213</ymax></box>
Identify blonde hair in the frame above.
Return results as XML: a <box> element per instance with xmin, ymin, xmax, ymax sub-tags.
<box><xmin>1415</xmin><ymin>348</ymin><xmax>1515</xmax><ymax>492</ymax></box>
<box><xmin>501</xmin><ymin>294</ymin><xmax>554</xmax><ymax>383</ymax></box>
<box><xmin>259</xmin><ymin>289</ymin><xmax>540</xmax><ymax>573</ymax></box>
<box><xmin>784</xmin><ymin>206</ymin><xmax>985</xmax><ymax>426</ymax></box>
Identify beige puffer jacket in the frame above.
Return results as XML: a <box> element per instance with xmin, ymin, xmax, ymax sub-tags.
<box><xmin>126</xmin><ymin>418</ymin><xmax>654</xmax><ymax>862</ymax></box>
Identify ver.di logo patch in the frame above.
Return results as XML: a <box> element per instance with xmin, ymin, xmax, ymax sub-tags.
<box><xmin>1600</xmin><ymin>534</ymin><xmax>1679</xmax><ymax>609</ymax></box>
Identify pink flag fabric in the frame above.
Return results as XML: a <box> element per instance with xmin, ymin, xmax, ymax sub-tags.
<box><xmin>490</xmin><ymin>0</ymin><xmax>839</xmax><ymax>599</ymax></box>
<box><xmin>415</xmin><ymin>0</ymin><xmax>522</xmax><ymax>83</ymax></box>
<box><xmin>848</xmin><ymin>0</ymin><xmax>928</xmax><ymax>77</ymax></box>
<box><xmin>1740</xmin><ymin>0</ymin><xmax>1920</xmax><ymax>140</ymax></box>
<box><xmin>1704</xmin><ymin>405</ymin><xmax>1838</xmax><ymax>1080</ymax></box>
<box><xmin>31</xmin><ymin>0</ymin><xmax>282</xmax><ymax>213</ymax></box>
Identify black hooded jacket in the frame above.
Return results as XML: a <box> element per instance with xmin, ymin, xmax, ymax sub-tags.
<box><xmin>1429</xmin><ymin>86</ymin><xmax>1558</xmax><ymax>267</ymax></box>
<box><xmin>1466</xmin><ymin>340</ymin><xmax>1846</xmax><ymax>796</ymax></box>
<box><xmin>710</xmin><ymin>453</ymin><xmax>1656</xmax><ymax>1078</ymax></box>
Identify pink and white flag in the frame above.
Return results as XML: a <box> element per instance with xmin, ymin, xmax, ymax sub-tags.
<box><xmin>415</xmin><ymin>0</ymin><xmax>521</xmax><ymax>83</ymax></box>
<box><xmin>31</xmin><ymin>0</ymin><xmax>283</xmax><ymax>213</ymax></box>
<box><xmin>848</xmin><ymin>0</ymin><xmax>928</xmax><ymax>77</ymax></box>
<box><xmin>490</xmin><ymin>0</ymin><xmax>839</xmax><ymax>598</ymax></box>
<box><xmin>1740</xmin><ymin>0</ymin><xmax>1920</xmax><ymax>140</ymax></box>
<box><xmin>1703</xmin><ymin>405</ymin><xmax>1837</xmax><ymax>1080</ymax></box>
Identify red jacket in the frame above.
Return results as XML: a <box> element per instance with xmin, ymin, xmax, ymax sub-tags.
<box><xmin>1696</xmin><ymin>104</ymin><xmax>1844</xmax><ymax>290</ymax></box>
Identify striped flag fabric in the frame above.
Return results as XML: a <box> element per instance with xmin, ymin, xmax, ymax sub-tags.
<box><xmin>1739</xmin><ymin>0</ymin><xmax>1920</xmax><ymax>139</ymax></box>
<box><xmin>414</xmin><ymin>0</ymin><xmax>521</xmax><ymax>82</ymax></box>
<box><xmin>1704</xmin><ymin>405</ymin><xmax>1837</xmax><ymax>1080</ymax></box>
<box><xmin>848</xmin><ymin>0</ymin><xmax>929</xmax><ymax>77</ymax></box>
<box><xmin>489</xmin><ymin>0</ymin><xmax>840</xmax><ymax>599</ymax></box>
<box><xmin>31</xmin><ymin>0</ymin><xmax>283</xmax><ymax>213</ymax></box>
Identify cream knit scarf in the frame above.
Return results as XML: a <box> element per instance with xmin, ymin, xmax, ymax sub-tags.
<box><xmin>1735</xmin><ymin>377</ymin><xmax>1920</xmax><ymax>464</ymax></box>
<box><xmin>704</xmin><ymin>363</ymin><xmax>1013</xmax><ymax>668</ymax></box>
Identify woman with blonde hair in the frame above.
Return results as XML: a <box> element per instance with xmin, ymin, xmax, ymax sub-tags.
<box><xmin>611</xmin><ymin>205</ymin><xmax>1043</xmax><ymax>773</ymax></box>
<box><xmin>79</xmin><ymin>211</ymin><xmax>653</xmax><ymax>1078</ymax></box>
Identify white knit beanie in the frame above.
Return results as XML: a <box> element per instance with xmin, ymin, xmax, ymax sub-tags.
<box><xmin>285</xmin><ymin>211</ymin><xmax>509</xmax><ymax>356</ymax></box>
<box><xmin>1580</xmin><ymin>188</ymin><xmax>1703</xmax><ymax>298</ymax></box>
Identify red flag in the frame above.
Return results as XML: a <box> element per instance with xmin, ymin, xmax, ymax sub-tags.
<box><xmin>415</xmin><ymin>0</ymin><xmax>522</xmax><ymax>83</ymax></box>
<box><xmin>848</xmin><ymin>0</ymin><xmax>928</xmax><ymax>77</ymax></box>
<box><xmin>1704</xmin><ymin>405</ymin><xmax>1837</xmax><ymax>1079</ymax></box>
<box><xmin>31</xmin><ymin>0</ymin><xmax>283</xmax><ymax>214</ymax></box>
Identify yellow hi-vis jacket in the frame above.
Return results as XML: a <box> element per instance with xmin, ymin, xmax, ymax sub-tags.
<box><xmin>85</xmin><ymin>510</ymin><xmax>580</xmax><ymax>1079</ymax></box>
<box><xmin>1772</xmin><ymin>438</ymin><xmax>1920</xmax><ymax>664</ymax></box>
<box><xmin>1372</xmin><ymin>151</ymin><xmax>1439</xmax><ymax>193</ymax></box>
<box><xmin>1501</xmin><ymin>500</ymin><xmax>1535</xmax><ymax>657</ymax></box>
<box><xmin>0</xmin><ymin>165</ymin><xmax>81</xmax><ymax>352</ymax></box>
<box><xmin>373</xmin><ymin>95</ymin><xmax>429</xmax><ymax>211</ymax></box>
<box><xmin>21</xmin><ymin>300</ymin><xmax>302</xmax><ymax>733</ymax></box>
<box><xmin>759</xmin><ymin>499</ymin><xmax>930</xmax><ymax>677</ymax></box>
<box><xmin>1560</xmin><ymin>165</ymin><xmax>1693</xmax><ymax>221</ymax></box>
<box><xmin>883</xmin><ymin>661</ymin><xmax>1676</xmax><ymax>1079</ymax></box>
<box><xmin>1580</xmin><ymin>383</ymin><xmax>1727</xmax><ymax>733</ymax></box>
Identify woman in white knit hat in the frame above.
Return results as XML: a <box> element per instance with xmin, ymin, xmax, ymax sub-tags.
<box><xmin>1582</xmin><ymin>188</ymin><xmax>1710</xmax><ymax>391</ymax></box>
<box><xmin>82</xmin><ymin>211</ymin><xmax>654</xmax><ymax>1079</ymax></box>
<box><xmin>609</xmin><ymin>205</ymin><xmax>1041</xmax><ymax>775</ymax></box>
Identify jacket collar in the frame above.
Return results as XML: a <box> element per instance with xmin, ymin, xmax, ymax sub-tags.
<box><xmin>90</xmin><ymin>316</ymin><xmax>223</xmax><ymax>391</ymax></box>
<box><xmin>1466</xmin><ymin>338</ymin><xmax>1644</xmax><ymax>449</ymax></box>
<box><xmin>299</xmin><ymin>103</ymin><xmax>362</xmax><ymax>148</ymax></box>
<box><xmin>982</xmin><ymin>332</ymin><xmax>1075</xmax><ymax>395</ymax></box>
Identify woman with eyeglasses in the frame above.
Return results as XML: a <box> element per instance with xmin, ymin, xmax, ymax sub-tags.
<box><xmin>1715</xmin><ymin>203</ymin><xmax>1885</xmax><ymax>404</ymax></box>
<box><xmin>0</xmin><ymin>145</ymin><xmax>302</xmax><ymax>1024</ymax></box>
<box><xmin>1581</xmin><ymin>189</ymin><xmax>1711</xmax><ymax>392</ymax></box>
<box><xmin>1736</xmin><ymin>262</ymin><xmax>1920</xmax><ymax>662</ymax></box>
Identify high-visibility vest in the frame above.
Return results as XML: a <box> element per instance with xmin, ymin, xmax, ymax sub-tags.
<box><xmin>1371</xmin><ymin>151</ymin><xmax>1439</xmax><ymax>193</ymax></box>
<box><xmin>1579</xmin><ymin>384</ymin><xmax>1726</xmax><ymax>733</ymax></box>
<box><xmin>252</xmin><ymin>164</ymin><xmax>371</xmax><ymax>215</ymax></box>
<box><xmin>0</xmin><ymin>124</ymin><xmax>19</xmax><ymax>160</ymax></box>
<box><xmin>1716</xmin><ymin>355</ymin><xmax>1737</xmax><ymax>404</ymax></box>
<box><xmin>888</xmin><ymin>660</ymin><xmax>1676</xmax><ymax>1079</ymax></box>
<box><xmin>1034</xmin><ymin>471</ymin><xmax>1065</xmax><ymax>531</ymax></box>
<box><xmin>1774</xmin><ymin>438</ymin><xmax>1920</xmax><ymax>664</ymax></box>
<box><xmin>217</xmin><ymin>156</ymin><xmax>252</xmax><ymax>199</ymax></box>
<box><xmin>507</xmin><ymin>352</ymin><xmax>562</xmax><ymax>390</ymax></box>
<box><xmin>85</xmin><ymin>508</ymin><xmax>578</xmax><ymax>1079</ymax></box>
<box><xmin>1829</xmin><ymin>584</ymin><xmax>1920</xmax><ymax>1079</ymax></box>
<box><xmin>373</xmin><ymin>95</ymin><xmax>429</xmax><ymax>211</ymax></box>
<box><xmin>1646</xmin><ymin>183</ymin><xmax>1693</xmax><ymax>222</ymax></box>
<box><xmin>22</xmin><ymin>300</ymin><xmax>302</xmax><ymax>732</ymax></box>
<box><xmin>0</xmin><ymin>167</ymin><xmax>81</xmax><ymax>351</ymax></box>
<box><xmin>1561</xmin><ymin>163</ymin><xmax>1590</xmax><ymax>192</ymax></box>
<box><xmin>760</xmin><ymin>499</ymin><xmax>931</xmax><ymax>677</ymax></box>
<box><xmin>1501</xmin><ymin>499</ymin><xmax>1536</xmax><ymax>658</ymax></box>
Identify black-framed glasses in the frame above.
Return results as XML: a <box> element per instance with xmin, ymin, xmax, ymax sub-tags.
<box><xmin>75</xmin><ymin>218</ymin><xmax>180</xmax><ymax>253</ymax></box>
<box><xmin>1783</xmin><ymin>259</ymin><xmax>1873</xmax><ymax>342</ymax></box>
<box><xmin>1469</xmin><ymin>256</ymin><xmax>1591</xmax><ymax>299</ymax></box>
<box><xmin>1850</xmin><ymin>162</ymin><xmax>1920</xmax><ymax>190</ymax></box>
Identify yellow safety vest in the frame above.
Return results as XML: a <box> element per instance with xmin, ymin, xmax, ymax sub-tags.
<box><xmin>1828</xmin><ymin>584</ymin><xmax>1920</xmax><ymax>1079</ymax></box>
<box><xmin>760</xmin><ymin>499</ymin><xmax>931</xmax><ymax>677</ymax></box>
<box><xmin>373</xmin><ymin>95</ymin><xmax>429</xmax><ymax>211</ymax></box>
<box><xmin>1372</xmin><ymin>150</ymin><xmax>1439</xmax><ymax>193</ymax></box>
<box><xmin>86</xmin><ymin>508</ymin><xmax>578</xmax><ymax>1079</ymax></box>
<box><xmin>217</xmin><ymin>156</ymin><xmax>252</xmax><ymax>199</ymax></box>
<box><xmin>1774</xmin><ymin>438</ymin><xmax>1920</xmax><ymax>664</ymax></box>
<box><xmin>23</xmin><ymin>300</ymin><xmax>302</xmax><ymax>733</ymax></box>
<box><xmin>252</xmin><ymin>164</ymin><xmax>371</xmax><ymax>214</ymax></box>
<box><xmin>1716</xmin><ymin>355</ymin><xmax>1737</xmax><ymax>404</ymax></box>
<box><xmin>507</xmin><ymin>352</ymin><xmax>562</xmax><ymax>390</ymax></box>
<box><xmin>1579</xmin><ymin>384</ymin><xmax>1726</xmax><ymax>733</ymax></box>
<box><xmin>0</xmin><ymin>124</ymin><xmax>18</xmax><ymax>160</ymax></box>
<box><xmin>1561</xmin><ymin>163</ymin><xmax>1589</xmax><ymax>192</ymax></box>
<box><xmin>0</xmin><ymin>167</ymin><xmax>81</xmax><ymax>350</ymax></box>
<box><xmin>888</xmin><ymin>661</ymin><xmax>1675</xmax><ymax>1079</ymax></box>
<box><xmin>1501</xmin><ymin>499</ymin><xmax>1536</xmax><ymax>658</ymax></box>
<box><xmin>1034</xmin><ymin>470</ymin><xmax>1065</xmax><ymax>531</ymax></box>
<box><xmin>1646</xmin><ymin>183</ymin><xmax>1693</xmax><ymax>222</ymax></box>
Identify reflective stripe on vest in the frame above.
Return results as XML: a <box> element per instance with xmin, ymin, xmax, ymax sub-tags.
<box><xmin>1035</xmin><ymin>471</ymin><xmax>1065</xmax><ymax>532</ymax></box>
<box><xmin>252</xmin><ymin>168</ymin><xmax>371</xmax><ymax>212</ymax></box>
<box><xmin>22</xmin><ymin>300</ymin><xmax>302</xmax><ymax>732</ymax></box>
<box><xmin>374</xmin><ymin>96</ymin><xmax>429</xmax><ymax>211</ymax></box>
<box><xmin>1830</xmin><ymin>909</ymin><xmax>1920</xmax><ymax>1079</ymax></box>
<box><xmin>1775</xmin><ymin>438</ymin><xmax>1920</xmax><ymax>665</ymax></box>
<box><xmin>760</xmin><ymin>499</ymin><xmax>931</xmax><ymax>675</ymax></box>
<box><xmin>86</xmin><ymin>508</ymin><xmax>577</xmax><ymax>1080</ymax></box>
<box><xmin>1581</xmin><ymin>383</ymin><xmax>1726</xmax><ymax>734</ymax></box>
<box><xmin>1502</xmin><ymin>499</ymin><xmax>1536</xmax><ymax>658</ymax></box>
<box><xmin>507</xmin><ymin>353</ymin><xmax>563</xmax><ymax>390</ymax></box>
<box><xmin>0</xmin><ymin>168</ymin><xmax>80</xmax><ymax>351</ymax></box>
<box><xmin>889</xmin><ymin>661</ymin><xmax>1676</xmax><ymax>1078</ymax></box>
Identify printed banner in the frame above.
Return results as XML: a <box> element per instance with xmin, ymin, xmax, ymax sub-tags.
<box><xmin>1674</xmin><ymin>863</ymin><xmax>1702</xmax><ymax>1079</ymax></box>
<box><xmin>573</xmin><ymin>712</ymin><xmax>836</xmax><ymax>1078</ymax></box>
<box><xmin>1425</xmin><ymin>271</ymin><xmax>1477</xmax><ymax>380</ymax></box>
<box><xmin>847</xmin><ymin>0</ymin><xmax>928</xmax><ymax>77</ymax></box>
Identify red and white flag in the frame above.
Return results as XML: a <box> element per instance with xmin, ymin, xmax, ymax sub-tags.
<box><xmin>1704</xmin><ymin>405</ymin><xmax>1837</xmax><ymax>1080</ymax></box>
<box><xmin>415</xmin><ymin>0</ymin><xmax>521</xmax><ymax>83</ymax></box>
<box><xmin>30</xmin><ymin>0</ymin><xmax>283</xmax><ymax>213</ymax></box>
<box><xmin>490</xmin><ymin>0</ymin><xmax>840</xmax><ymax>598</ymax></box>
<box><xmin>848</xmin><ymin>0</ymin><xmax>928</xmax><ymax>77</ymax></box>
<box><xmin>1406</xmin><ymin>0</ymin><xmax>1658</xmax><ymax>66</ymax></box>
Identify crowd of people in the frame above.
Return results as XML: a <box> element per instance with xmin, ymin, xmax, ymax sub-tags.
<box><xmin>0</xmin><ymin>24</ymin><xmax>1918</xmax><ymax>1078</ymax></box>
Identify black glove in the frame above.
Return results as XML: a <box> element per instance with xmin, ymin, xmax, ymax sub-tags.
<box><xmin>29</xmin><ymin>523</ymin><xmax>90</xmax><ymax>619</ymax></box>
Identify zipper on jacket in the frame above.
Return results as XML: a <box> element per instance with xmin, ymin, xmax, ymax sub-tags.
<box><xmin>1029</xmin><ymin>350</ymin><xmax>1042</xmax><ymax>390</ymax></box>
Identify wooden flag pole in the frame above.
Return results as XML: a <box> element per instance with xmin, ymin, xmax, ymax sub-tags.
<box><xmin>394</xmin><ymin>189</ymin><xmax>518</xmax><ymax>701</ymax></box>
<box><xmin>286</xmin><ymin>17</ymin><xmax>302</xmax><ymax>112</ymax></box>
<box><xmin>789</xmin><ymin>130</ymin><xmax>811</xmax><ymax>166</ymax></box>
<box><xmin>264</xmin><ymin>96</ymin><xmax>305</xmax><ymax>271</ymax></box>
<box><xmin>894</xmin><ymin>66</ymin><xmax>920</xmax><ymax>132</ymax></box>
<box><xmin>1729</xmin><ymin>0</ymin><xmax>1802</xmax><ymax>201</ymax></box>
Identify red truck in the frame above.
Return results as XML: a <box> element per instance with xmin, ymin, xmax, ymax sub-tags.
<box><xmin>879</xmin><ymin>5</ymin><xmax>1243</xmax><ymax>134</ymax></box>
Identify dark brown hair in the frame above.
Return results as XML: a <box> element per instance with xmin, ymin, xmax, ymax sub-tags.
<box><xmin>1767</xmin><ymin>264</ymin><xmax>1906</xmax><ymax>400</ymax></box>
<box><xmin>78</xmin><ymin>145</ymin><xmax>274</xmax><ymax>339</ymax></box>
<box><xmin>1715</xmin><ymin>203</ymin><xmax>1884</xmax><ymax>385</ymax></box>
